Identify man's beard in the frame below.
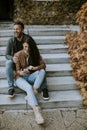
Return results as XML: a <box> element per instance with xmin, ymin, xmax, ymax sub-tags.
<box><xmin>14</xmin><ymin>32</ymin><xmax>22</xmax><ymax>38</ymax></box>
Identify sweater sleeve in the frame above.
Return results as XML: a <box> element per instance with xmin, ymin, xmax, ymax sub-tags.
<box><xmin>14</xmin><ymin>53</ymin><xmax>21</xmax><ymax>72</ymax></box>
<box><xmin>37</xmin><ymin>56</ymin><xmax>46</xmax><ymax>70</ymax></box>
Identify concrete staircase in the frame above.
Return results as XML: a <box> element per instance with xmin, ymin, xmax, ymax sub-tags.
<box><xmin>0</xmin><ymin>23</ymin><xmax>83</xmax><ymax>110</ymax></box>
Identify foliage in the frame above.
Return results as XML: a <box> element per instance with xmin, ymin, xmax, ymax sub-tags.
<box><xmin>65</xmin><ymin>2</ymin><xmax>87</xmax><ymax>105</ymax></box>
<box><xmin>76</xmin><ymin>2</ymin><xmax>87</xmax><ymax>31</ymax></box>
<box><xmin>13</xmin><ymin>0</ymin><xmax>87</xmax><ymax>25</ymax></box>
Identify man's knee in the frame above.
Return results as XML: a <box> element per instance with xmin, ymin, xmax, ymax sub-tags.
<box><xmin>6</xmin><ymin>60</ymin><xmax>13</xmax><ymax>67</ymax></box>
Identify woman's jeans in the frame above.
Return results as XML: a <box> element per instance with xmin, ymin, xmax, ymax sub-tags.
<box><xmin>15</xmin><ymin>69</ymin><xmax>46</xmax><ymax>106</ymax></box>
<box><xmin>6</xmin><ymin>60</ymin><xmax>47</xmax><ymax>91</ymax></box>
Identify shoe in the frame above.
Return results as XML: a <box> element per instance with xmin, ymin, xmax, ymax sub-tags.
<box><xmin>42</xmin><ymin>88</ymin><xmax>49</xmax><ymax>101</ymax></box>
<box><xmin>8</xmin><ymin>88</ymin><xmax>15</xmax><ymax>98</ymax></box>
<box><xmin>33</xmin><ymin>106</ymin><xmax>44</xmax><ymax>124</ymax></box>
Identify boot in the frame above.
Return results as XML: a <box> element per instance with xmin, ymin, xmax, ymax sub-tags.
<box><xmin>33</xmin><ymin>106</ymin><xmax>44</xmax><ymax>124</ymax></box>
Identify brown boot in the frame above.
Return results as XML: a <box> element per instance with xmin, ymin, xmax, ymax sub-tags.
<box><xmin>33</xmin><ymin>106</ymin><xmax>44</xmax><ymax>124</ymax></box>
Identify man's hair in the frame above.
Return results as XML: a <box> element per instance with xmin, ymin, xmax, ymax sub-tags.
<box><xmin>14</xmin><ymin>21</ymin><xmax>24</xmax><ymax>29</ymax></box>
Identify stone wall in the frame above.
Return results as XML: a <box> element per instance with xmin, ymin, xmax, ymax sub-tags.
<box><xmin>0</xmin><ymin>108</ymin><xmax>87</xmax><ymax>130</ymax></box>
<box><xmin>13</xmin><ymin>0</ymin><xmax>87</xmax><ymax>25</ymax></box>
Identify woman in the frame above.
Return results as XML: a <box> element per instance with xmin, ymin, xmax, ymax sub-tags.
<box><xmin>14</xmin><ymin>38</ymin><xmax>47</xmax><ymax>124</ymax></box>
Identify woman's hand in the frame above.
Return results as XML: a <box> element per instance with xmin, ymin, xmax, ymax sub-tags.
<box><xmin>28</xmin><ymin>65</ymin><xmax>38</xmax><ymax>71</ymax></box>
<box><xmin>19</xmin><ymin>69</ymin><xmax>29</xmax><ymax>76</ymax></box>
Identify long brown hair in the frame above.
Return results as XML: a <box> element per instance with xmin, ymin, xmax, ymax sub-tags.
<box><xmin>23</xmin><ymin>38</ymin><xmax>41</xmax><ymax>66</ymax></box>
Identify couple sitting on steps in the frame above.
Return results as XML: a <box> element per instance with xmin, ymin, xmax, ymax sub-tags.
<box><xmin>5</xmin><ymin>21</ymin><xmax>49</xmax><ymax>125</ymax></box>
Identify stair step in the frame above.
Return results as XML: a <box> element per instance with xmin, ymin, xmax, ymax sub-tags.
<box><xmin>0</xmin><ymin>94</ymin><xmax>26</xmax><ymax>110</ymax></box>
<box><xmin>0</xmin><ymin>29</ymin><xmax>28</xmax><ymax>37</ymax></box>
<box><xmin>0</xmin><ymin>29</ymin><xmax>68</xmax><ymax>37</ymax></box>
<box><xmin>0</xmin><ymin>53</ymin><xmax>70</xmax><ymax>66</ymax></box>
<box><xmin>26</xmin><ymin>25</ymin><xmax>80</xmax><ymax>36</ymax></box>
<box><xmin>42</xmin><ymin>53</ymin><xmax>70</xmax><ymax>64</ymax></box>
<box><xmin>0</xmin><ymin>23</ymin><xmax>79</xmax><ymax>29</ymax></box>
<box><xmin>0</xmin><ymin>90</ymin><xmax>83</xmax><ymax>110</ymax></box>
<box><xmin>27</xmin><ymin>36</ymin><xmax>65</xmax><ymax>44</ymax></box>
<box><xmin>38</xmin><ymin>44</ymin><xmax>68</xmax><ymax>53</ymax></box>
<box><xmin>0</xmin><ymin>36</ymin><xmax>65</xmax><ymax>46</ymax></box>
<box><xmin>26</xmin><ymin>25</ymin><xmax>80</xmax><ymax>30</ymax></box>
<box><xmin>0</xmin><ymin>26</ymin><xmax>75</xmax><ymax>37</ymax></box>
<box><xmin>47</xmin><ymin>76</ymin><xmax>77</xmax><ymax>91</ymax></box>
<box><xmin>0</xmin><ymin>76</ymin><xmax>77</xmax><ymax>94</ymax></box>
<box><xmin>46</xmin><ymin>64</ymin><xmax>72</xmax><ymax>76</ymax></box>
<box><xmin>27</xmin><ymin>26</ymin><xmax>80</xmax><ymax>39</ymax></box>
<box><xmin>0</xmin><ymin>45</ymin><xmax>68</xmax><ymax>56</ymax></box>
<box><xmin>0</xmin><ymin>22</ymin><xmax>13</xmax><ymax>29</ymax></box>
<box><xmin>42</xmin><ymin>90</ymin><xmax>83</xmax><ymax>109</ymax></box>
<box><xmin>28</xmin><ymin>29</ymin><xmax>69</xmax><ymax>36</ymax></box>
<box><xmin>0</xmin><ymin>64</ymin><xmax>72</xmax><ymax>79</ymax></box>
<box><xmin>25</xmin><ymin>30</ymin><xmax>70</xmax><ymax>36</ymax></box>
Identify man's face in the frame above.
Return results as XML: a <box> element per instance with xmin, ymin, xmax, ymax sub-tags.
<box><xmin>13</xmin><ymin>25</ymin><xmax>24</xmax><ymax>38</ymax></box>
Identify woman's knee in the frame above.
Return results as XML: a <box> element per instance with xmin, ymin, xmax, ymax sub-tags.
<box><xmin>40</xmin><ymin>69</ymin><xmax>46</xmax><ymax>75</ymax></box>
<box><xmin>16</xmin><ymin>78</ymin><xmax>33</xmax><ymax>92</ymax></box>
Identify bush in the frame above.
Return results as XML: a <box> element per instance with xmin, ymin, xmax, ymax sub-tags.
<box><xmin>65</xmin><ymin>2</ymin><xmax>87</xmax><ymax>105</ymax></box>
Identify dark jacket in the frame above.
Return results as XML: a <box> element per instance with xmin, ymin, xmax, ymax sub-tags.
<box><xmin>5</xmin><ymin>33</ymin><xmax>34</xmax><ymax>60</ymax></box>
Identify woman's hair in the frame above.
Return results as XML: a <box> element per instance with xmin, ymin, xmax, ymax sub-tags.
<box><xmin>24</xmin><ymin>37</ymin><xmax>41</xmax><ymax>66</ymax></box>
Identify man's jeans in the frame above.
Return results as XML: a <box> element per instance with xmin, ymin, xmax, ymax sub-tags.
<box><xmin>6</xmin><ymin>60</ymin><xmax>15</xmax><ymax>89</ymax></box>
<box><xmin>15</xmin><ymin>69</ymin><xmax>46</xmax><ymax>106</ymax></box>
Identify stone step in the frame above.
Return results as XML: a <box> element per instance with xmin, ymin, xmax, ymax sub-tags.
<box><xmin>28</xmin><ymin>25</ymin><xmax>80</xmax><ymax>36</ymax></box>
<box><xmin>0</xmin><ymin>63</ymin><xmax>72</xmax><ymax>79</ymax></box>
<box><xmin>38</xmin><ymin>44</ymin><xmax>68</xmax><ymax>54</ymax></box>
<box><xmin>0</xmin><ymin>76</ymin><xmax>77</xmax><ymax>94</ymax></box>
<box><xmin>0</xmin><ymin>44</ymin><xmax>68</xmax><ymax>56</ymax></box>
<box><xmin>0</xmin><ymin>22</ymin><xmax>13</xmax><ymax>29</ymax></box>
<box><xmin>0</xmin><ymin>29</ymin><xmax>69</xmax><ymax>37</ymax></box>
<box><xmin>43</xmin><ymin>53</ymin><xmax>70</xmax><ymax>64</ymax></box>
<box><xmin>0</xmin><ymin>36</ymin><xmax>65</xmax><ymax>46</ymax></box>
<box><xmin>0</xmin><ymin>90</ymin><xmax>83</xmax><ymax>110</ymax></box>
<box><xmin>26</xmin><ymin>25</ymin><xmax>80</xmax><ymax>31</ymax></box>
<box><xmin>0</xmin><ymin>29</ymin><xmax>28</xmax><ymax>37</ymax></box>
<box><xmin>0</xmin><ymin>24</ymin><xmax>67</xmax><ymax>29</ymax></box>
<box><xmin>0</xmin><ymin>53</ymin><xmax>70</xmax><ymax>66</ymax></box>
<box><xmin>46</xmin><ymin>64</ymin><xmax>72</xmax><ymax>76</ymax></box>
<box><xmin>28</xmin><ymin>29</ymin><xmax>69</xmax><ymax>36</ymax></box>
<box><xmin>0</xmin><ymin>23</ymin><xmax>80</xmax><ymax>30</ymax></box>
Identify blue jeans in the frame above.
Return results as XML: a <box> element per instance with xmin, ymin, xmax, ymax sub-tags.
<box><xmin>23</xmin><ymin>69</ymin><xmax>47</xmax><ymax>90</ymax></box>
<box><xmin>15</xmin><ymin>69</ymin><xmax>46</xmax><ymax>106</ymax></box>
<box><xmin>6</xmin><ymin>60</ymin><xmax>47</xmax><ymax>90</ymax></box>
<box><xmin>6</xmin><ymin>60</ymin><xmax>15</xmax><ymax>89</ymax></box>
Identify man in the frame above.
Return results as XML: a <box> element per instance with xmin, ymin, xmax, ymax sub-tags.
<box><xmin>5</xmin><ymin>21</ymin><xmax>49</xmax><ymax>100</ymax></box>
